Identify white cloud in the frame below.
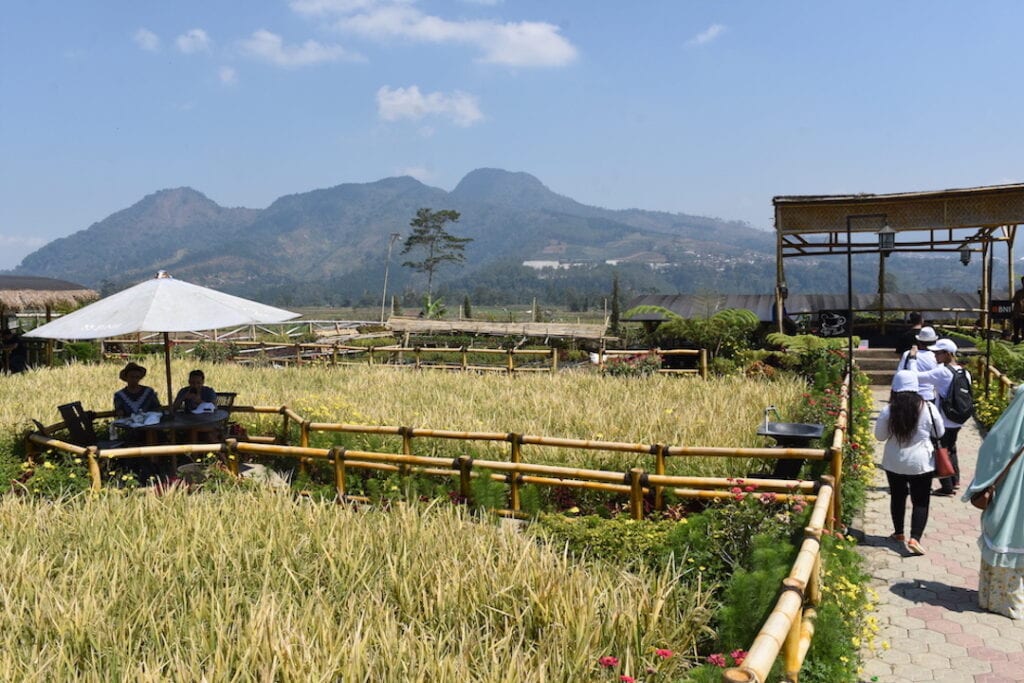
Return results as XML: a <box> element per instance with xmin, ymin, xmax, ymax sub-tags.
<box><xmin>240</xmin><ymin>29</ymin><xmax>363</xmax><ymax>67</ymax></box>
<box><xmin>218</xmin><ymin>66</ymin><xmax>238</xmax><ymax>85</ymax></box>
<box><xmin>688</xmin><ymin>23</ymin><xmax>725</xmax><ymax>46</ymax></box>
<box><xmin>132</xmin><ymin>28</ymin><xmax>160</xmax><ymax>52</ymax></box>
<box><xmin>289</xmin><ymin>0</ymin><xmax>386</xmax><ymax>15</ymax></box>
<box><xmin>177</xmin><ymin>28</ymin><xmax>211</xmax><ymax>54</ymax></box>
<box><xmin>377</xmin><ymin>85</ymin><xmax>483</xmax><ymax>127</ymax></box>
<box><xmin>296</xmin><ymin>1</ymin><xmax>576</xmax><ymax>67</ymax></box>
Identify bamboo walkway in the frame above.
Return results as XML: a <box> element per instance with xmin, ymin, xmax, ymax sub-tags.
<box><xmin>857</xmin><ymin>387</ymin><xmax>1024</xmax><ymax>682</ymax></box>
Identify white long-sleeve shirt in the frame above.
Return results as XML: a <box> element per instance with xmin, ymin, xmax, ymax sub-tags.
<box><xmin>875</xmin><ymin>401</ymin><xmax>945</xmax><ymax>475</ymax></box>
<box><xmin>896</xmin><ymin>349</ymin><xmax>937</xmax><ymax>400</ymax></box>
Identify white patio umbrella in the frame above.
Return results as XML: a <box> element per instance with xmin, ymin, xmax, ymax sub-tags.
<box><xmin>25</xmin><ymin>271</ymin><xmax>299</xmax><ymax>405</ymax></box>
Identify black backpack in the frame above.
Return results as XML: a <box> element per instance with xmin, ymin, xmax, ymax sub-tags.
<box><xmin>941</xmin><ymin>367</ymin><xmax>974</xmax><ymax>424</ymax></box>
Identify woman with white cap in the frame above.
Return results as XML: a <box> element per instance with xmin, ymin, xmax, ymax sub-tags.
<box><xmin>908</xmin><ymin>338</ymin><xmax>970</xmax><ymax>495</ymax></box>
<box><xmin>875</xmin><ymin>369</ymin><xmax>944</xmax><ymax>555</ymax></box>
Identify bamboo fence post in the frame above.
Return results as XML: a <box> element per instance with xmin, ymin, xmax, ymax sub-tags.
<box><xmin>654</xmin><ymin>444</ymin><xmax>666</xmax><ymax>511</ymax></box>
<box><xmin>400</xmin><ymin>426</ymin><xmax>412</xmax><ymax>455</ymax></box>
<box><xmin>507</xmin><ymin>348</ymin><xmax>514</xmax><ymax>374</ymax></box>
<box><xmin>368</xmin><ymin>346</ymin><xmax>375</xmax><ymax>366</ymax></box>
<box><xmin>281</xmin><ymin>407</ymin><xmax>290</xmax><ymax>443</ymax></box>
<box><xmin>86</xmin><ymin>446</ymin><xmax>101</xmax><ymax>491</ymax></box>
<box><xmin>331</xmin><ymin>446</ymin><xmax>346</xmax><ymax>499</ymax></box>
<box><xmin>782</xmin><ymin>577</ymin><xmax>806</xmax><ymax>680</ymax></box>
<box><xmin>295</xmin><ymin>343</ymin><xmax>301</xmax><ymax>366</ymax></box>
<box><xmin>629</xmin><ymin>468</ymin><xmax>645</xmax><ymax>520</ymax></box>
<box><xmin>550</xmin><ymin>348</ymin><xmax>558</xmax><ymax>373</ymax></box>
<box><xmin>225</xmin><ymin>438</ymin><xmax>240</xmax><ymax>476</ymax></box>
<box><xmin>700</xmin><ymin>348</ymin><xmax>708</xmax><ymax>379</ymax></box>
<box><xmin>461</xmin><ymin>346</ymin><xmax>468</xmax><ymax>371</ymax></box>
<box><xmin>509</xmin><ymin>433</ymin><xmax>522</xmax><ymax>513</ymax></box>
<box><xmin>457</xmin><ymin>455</ymin><xmax>473</xmax><ymax>501</ymax></box>
<box><xmin>415</xmin><ymin>347</ymin><xmax>422</xmax><ymax>369</ymax></box>
<box><xmin>332</xmin><ymin>343</ymin><xmax>338</xmax><ymax>366</ymax></box>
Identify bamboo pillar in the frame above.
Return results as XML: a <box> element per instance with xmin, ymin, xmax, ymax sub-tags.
<box><xmin>461</xmin><ymin>346</ymin><xmax>468</xmax><ymax>371</ymax></box>
<box><xmin>506</xmin><ymin>348</ymin><xmax>514</xmax><ymax>374</ymax></box>
<box><xmin>86</xmin><ymin>446</ymin><xmax>101</xmax><ymax>491</ymax></box>
<box><xmin>509</xmin><ymin>433</ymin><xmax>522</xmax><ymax>513</ymax></box>
<box><xmin>331</xmin><ymin>446</ymin><xmax>346</xmax><ymax>499</ymax></box>
<box><xmin>654</xmin><ymin>444</ymin><xmax>666</xmax><ymax>511</ymax></box>
<box><xmin>225</xmin><ymin>438</ymin><xmax>240</xmax><ymax>475</ymax></box>
<box><xmin>414</xmin><ymin>347</ymin><xmax>421</xmax><ymax>369</ymax></box>
<box><xmin>331</xmin><ymin>343</ymin><xmax>338</xmax><ymax>366</ymax></box>
<box><xmin>700</xmin><ymin>349</ymin><xmax>708</xmax><ymax>379</ymax></box>
<box><xmin>629</xmin><ymin>468</ymin><xmax>645</xmax><ymax>520</ymax></box>
<box><xmin>782</xmin><ymin>578</ymin><xmax>805</xmax><ymax>680</ymax></box>
<box><xmin>550</xmin><ymin>348</ymin><xmax>558</xmax><ymax>373</ymax></box>
<box><xmin>300</xmin><ymin>420</ymin><xmax>309</xmax><ymax>448</ymax></box>
<box><xmin>457</xmin><ymin>455</ymin><xmax>473</xmax><ymax>501</ymax></box>
<box><xmin>401</xmin><ymin>426</ymin><xmax>412</xmax><ymax>455</ymax></box>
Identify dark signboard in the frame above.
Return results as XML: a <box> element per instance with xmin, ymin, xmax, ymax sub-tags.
<box><xmin>817</xmin><ymin>310</ymin><xmax>849</xmax><ymax>337</ymax></box>
<box><xmin>990</xmin><ymin>299</ymin><xmax>1012</xmax><ymax>321</ymax></box>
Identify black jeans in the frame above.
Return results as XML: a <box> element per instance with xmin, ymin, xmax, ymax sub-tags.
<box><xmin>885</xmin><ymin>470</ymin><xmax>933</xmax><ymax>541</ymax></box>
<box><xmin>938</xmin><ymin>427</ymin><xmax>961</xmax><ymax>491</ymax></box>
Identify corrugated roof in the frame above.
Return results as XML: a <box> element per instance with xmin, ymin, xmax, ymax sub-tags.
<box><xmin>627</xmin><ymin>293</ymin><xmax>980</xmax><ymax>323</ymax></box>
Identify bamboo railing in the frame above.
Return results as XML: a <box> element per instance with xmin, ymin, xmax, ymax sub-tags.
<box><xmin>25</xmin><ymin>373</ymin><xmax>852</xmax><ymax>681</ymax></box>
<box><xmin>978</xmin><ymin>356</ymin><xmax>1015</xmax><ymax>401</ymax></box>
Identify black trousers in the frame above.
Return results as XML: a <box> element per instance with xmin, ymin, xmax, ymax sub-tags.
<box><xmin>885</xmin><ymin>470</ymin><xmax>933</xmax><ymax>541</ymax></box>
<box><xmin>938</xmin><ymin>427</ymin><xmax>961</xmax><ymax>491</ymax></box>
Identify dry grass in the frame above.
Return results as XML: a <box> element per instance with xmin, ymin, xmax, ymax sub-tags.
<box><xmin>8</xmin><ymin>360</ymin><xmax>807</xmax><ymax>476</ymax></box>
<box><xmin>0</xmin><ymin>490</ymin><xmax>711</xmax><ymax>681</ymax></box>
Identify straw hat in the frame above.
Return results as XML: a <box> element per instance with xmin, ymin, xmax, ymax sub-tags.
<box><xmin>119</xmin><ymin>361</ymin><xmax>147</xmax><ymax>381</ymax></box>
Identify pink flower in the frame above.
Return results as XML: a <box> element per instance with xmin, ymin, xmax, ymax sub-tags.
<box><xmin>620</xmin><ymin>677</ymin><xmax>635</xmax><ymax>683</ymax></box>
<box><xmin>655</xmin><ymin>648</ymin><xmax>673</xmax><ymax>659</ymax></box>
<box><xmin>743</xmin><ymin>485</ymin><xmax>756</xmax><ymax>492</ymax></box>
<box><xmin>730</xmin><ymin>486</ymin><xmax>742</xmax><ymax>494</ymax></box>
<box><xmin>707</xmin><ymin>653</ymin><xmax>727</xmax><ymax>667</ymax></box>
<box><xmin>731</xmin><ymin>649</ymin><xmax>748</xmax><ymax>665</ymax></box>
<box><xmin>599</xmin><ymin>656</ymin><xmax>619</xmax><ymax>668</ymax></box>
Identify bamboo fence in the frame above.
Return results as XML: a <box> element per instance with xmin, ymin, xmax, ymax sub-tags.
<box><xmin>24</xmin><ymin>371</ymin><xmax>853</xmax><ymax>682</ymax></box>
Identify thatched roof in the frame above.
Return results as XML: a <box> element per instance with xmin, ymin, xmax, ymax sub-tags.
<box><xmin>0</xmin><ymin>275</ymin><xmax>98</xmax><ymax>312</ymax></box>
<box><xmin>387</xmin><ymin>316</ymin><xmax>608</xmax><ymax>340</ymax></box>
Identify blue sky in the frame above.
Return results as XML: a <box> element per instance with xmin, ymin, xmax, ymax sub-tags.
<box><xmin>1</xmin><ymin>1</ymin><xmax>1022</xmax><ymax>270</ymax></box>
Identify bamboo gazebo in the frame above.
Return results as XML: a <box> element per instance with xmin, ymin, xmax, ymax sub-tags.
<box><xmin>0</xmin><ymin>275</ymin><xmax>98</xmax><ymax>369</ymax></box>
<box><xmin>772</xmin><ymin>183</ymin><xmax>1024</xmax><ymax>333</ymax></box>
<box><xmin>0</xmin><ymin>275</ymin><xmax>98</xmax><ymax>325</ymax></box>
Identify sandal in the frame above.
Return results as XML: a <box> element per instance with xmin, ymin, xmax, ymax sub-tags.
<box><xmin>888</xmin><ymin>533</ymin><xmax>905</xmax><ymax>542</ymax></box>
<box><xmin>906</xmin><ymin>539</ymin><xmax>926</xmax><ymax>555</ymax></box>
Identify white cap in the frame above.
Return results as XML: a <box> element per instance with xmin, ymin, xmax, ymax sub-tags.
<box><xmin>892</xmin><ymin>370</ymin><xmax>919</xmax><ymax>393</ymax></box>
<box><xmin>915</xmin><ymin>326</ymin><xmax>938</xmax><ymax>343</ymax></box>
<box><xmin>927</xmin><ymin>339</ymin><xmax>958</xmax><ymax>355</ymax></box>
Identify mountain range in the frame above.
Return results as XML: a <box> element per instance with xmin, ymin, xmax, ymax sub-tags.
<box><xmin>10</xmin><ymin>168</ymin><xmax>983</xmax><ymax>307</ymax></box>
<box><xmin>12</xmin><ymin>169</ymin><xmax>775</xmax><ymax>302</ymax></box>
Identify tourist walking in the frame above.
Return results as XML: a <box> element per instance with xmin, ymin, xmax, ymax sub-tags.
<box><xmin>962</xmin><ymin>385</ymin><xmax>1024</xmax><ymax>619</ymax></box>
<box><xmin>896</xmin><ymin>327</ymin><xmax>938</xmax><ymax>401</ymax></box>
<box><xmin>908</xmin><ymin>338</ymin><xmax>969</xmax><ymax>495</ymax></box>
<box><xmin>874</xmin><ymin>370</ymin><xmax>942</xmax><ymax>555</ymax></box>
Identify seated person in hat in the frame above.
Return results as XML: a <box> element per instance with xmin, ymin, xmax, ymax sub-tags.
<box><xmin>172</xmin><ymin>369</ymin><xmax>218</xmax><ymax>413</ymax></box>
<box><xmin>113</xmin><ymin>362</ymin><xmax>162</xmax><ymax>417</ymax></box>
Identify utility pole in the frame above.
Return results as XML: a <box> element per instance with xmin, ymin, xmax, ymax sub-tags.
<box><xmin>380</xmin><ymin>232</ymin><xmax>401</xmax><ymax>324</ymax></box>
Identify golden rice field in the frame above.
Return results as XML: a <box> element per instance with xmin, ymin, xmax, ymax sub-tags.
<box><xmin>0</xmin><ymin>491</ymin><xmax>713</xmax><ymax>681</ymax></box>
<box><xmin>0</xmin><ymin>361</ymin><xmax>810</xmax><ymax>681</ymax></box>
<box><xmin>6</xmin><ymin>360</ymin><xmax>807</xmax><ymax>476</ymax></box>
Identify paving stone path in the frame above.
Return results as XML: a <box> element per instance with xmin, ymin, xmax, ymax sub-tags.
<box><xmin>857</xmin><ymin>388</ymin><xmax>1024</xmax><ymax>682</ymax></box>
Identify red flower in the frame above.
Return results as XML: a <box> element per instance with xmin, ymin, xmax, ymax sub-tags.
<box><xmin>743</xmin><ymin>485</ymin><xmax>756</xmax><ymax>492</ymax></box>
<box><xmin>599</xmin><ymin>656</ymin><xmax>619</xmax><ymax>668</ymax></box>
<box><xmin>707</xmin><ymin>653</ymin><xmax>727</xmax><ymax>667</ymax></box>
<box><xmin>620</xmin><ymin>677</ymin><xmax>635</xmax><ymax>683</ymax></box>
<box><xmin>730</xmin><ymin>486</ymin><xmax>742</xmax><ymax>494</ymax></box>
<box><xmin>655</xmin><ymin>648</ymin><xmax>673</xmax><ymax>659</ymax></box>
<box><xmin>731</xmin><ymin>649</ymin><xmax>748</xmax><ymax>665</ymax></box>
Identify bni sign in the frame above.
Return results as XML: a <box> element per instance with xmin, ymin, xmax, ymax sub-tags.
<box><xmin>990</xmin><ymin>299</ymin><xmax>1012</xmax><ymax>321</ymax></box>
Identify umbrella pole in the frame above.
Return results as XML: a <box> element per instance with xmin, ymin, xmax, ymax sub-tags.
<box><xmin>163</xmin><ymin>332</ymin><xmax>173</xmax><ymax>409</ymax></box>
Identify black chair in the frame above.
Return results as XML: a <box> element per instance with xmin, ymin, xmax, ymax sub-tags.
<box><xmin>214</xmin><ymin>392</ymin><xmax>237</xmax><ymax>412</ymax></box>
<box><xmin>57</xmin><ymin>401</ymin><xmax>124</xmax><ymax>449</ymax></box>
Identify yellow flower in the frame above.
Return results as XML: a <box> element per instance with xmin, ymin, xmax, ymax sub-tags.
<box><xmin>43</xmin><ymin>461</ymin><xmax>56</xmax><ymax>469</ymax></box>
<box><xmin>68</xmin><ymin>473</ymin><xmax>77</xmax><ymax>479</ymax></box>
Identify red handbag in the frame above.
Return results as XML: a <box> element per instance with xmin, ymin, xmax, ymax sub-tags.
<box><xmin>930</xmin><ymin>408</ymin><xmax>955</xmax><ymax>478</ymax></box>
